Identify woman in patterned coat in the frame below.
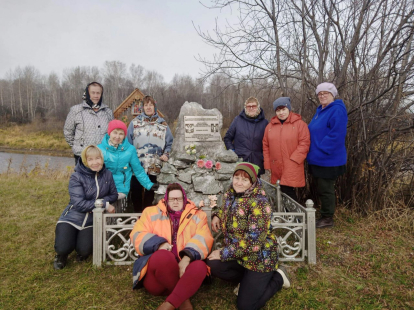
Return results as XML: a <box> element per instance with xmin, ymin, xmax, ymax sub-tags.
<box><xmin>207</xmin><ymin>162</ymin><xmax>290</xmax><ymax>310</ymax></box>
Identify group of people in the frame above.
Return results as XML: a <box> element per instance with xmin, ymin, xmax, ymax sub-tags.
<box><xmin>225</xmin><ymin>82</ymin><xmax>348</xmax><ymax>229</ymax></box>
<box><xmin>53</xmin><ymin>80</ymin><xmax>347</xmax><ymax>309</ymax></box>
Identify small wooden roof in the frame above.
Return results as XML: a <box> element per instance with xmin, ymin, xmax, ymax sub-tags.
<box><xmin>114</xmin><ymin>88</ymin><xmax>164</xmax><ymax>119</ymax></box>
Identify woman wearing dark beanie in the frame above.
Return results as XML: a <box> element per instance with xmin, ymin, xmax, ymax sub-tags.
<box><xmin>263</xmin><ymin>97</ymin><xmax>310</xmax><ymax>202</ymax></box>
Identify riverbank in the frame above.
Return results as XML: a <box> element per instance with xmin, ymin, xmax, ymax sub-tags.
<box><xmin>1</xmin><ymin>172</ymin><xmax>413</xmax><ymax>309</ymax></box>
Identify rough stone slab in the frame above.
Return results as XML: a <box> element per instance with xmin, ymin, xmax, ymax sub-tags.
<box><xmin>217</xmin><ymin>162</ymin><xmax>238</xmax><ymax>174</ymax></box>
<box><xmin>216</xmin><ymin>150</ymin><xmax>239</xmax><ymax>163</ymax></box>
<box><xmin>174</xmin><ymin>152</ymin><xmax>197</xmax><ymax>163</ymax></box>
<box><xmin>187</xmin><ymin>192</ymin><xmax>205</xmax><ymax>207</ymax></box>
<box><xmin>177</xmin><ymin>168</ymin><xmax>196</xmax><ymax>184</ymax></box>
<box><xmin>221</xmin><ymin>180</ymin><xmax>232</xmax><ymax>192</ymax></box>
<box><xmin>155</xmin><ymin>184</ymin><xmax>168</xmax><ymax>195</ymax></box>
<box><xmin>176</xmin><ymin>181</ymin><xmax>193</xmax><ymax>193</ymax></box>
<box><xmin>192</xmin><ymin>174</ymin><xmax>224</xmax><ymax>195</ymax></box>
<box><xmin>215</xmin><ymin>172</ymin><xmax>233</xmax><ymax>181</ymax></box>
<box><xmin>173</xmin><ymin>160</ymin><xmax>191</xmax><ymax>169</ymax></box>
<box><xmin>157</xmin><ymin>173</ymin><xmax>178</xmax><ymax>185</ymax></box>
<box><xmin>160</xmin><ymin>162</ymin><xmax>178</xmax><ymax>174</ymax></box>
<box><xmin>170</xmin><ymin>102</ymin><xmax>226</xmax><ymax>160</ymax></box>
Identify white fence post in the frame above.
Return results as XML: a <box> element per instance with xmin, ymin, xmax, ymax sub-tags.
<box><xmin>93</xmin><ymin>208</ymin><xmax>104</xmax><ymax>267</ymax></box>
<box><xmin>305</xmin><ymin>199</ymin><xmax>317</xmax><ymax>264</ymax></box>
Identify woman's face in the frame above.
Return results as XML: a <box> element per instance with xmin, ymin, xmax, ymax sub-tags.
<box><xmin>87</xmin><ymin>154</ymin><xmax>103</xmax><ymax>171</ymax></box>
<box><xmin>232</xmin><ymin>173</ymin><xmax>252</xmax><ymax>193</ymax></box>
<box><xmin>318</xmin><ymin>91</ymin><xmax>334</xmax><ymax>107</ymax></box>
<box><xmin>168</xmin><ymin>189</ymin><xmax>184</xmax><ymax>211</ymax></box>
<box><xmin>109</xmin><ymin>129</ymin><xmax>125</xmax><ymax>145</ymax></box>
<box><xmin>143</xmin><ymin>102</ymin><xmax>155</xmax><ymax>116</ymax></box>
<box><xmin>245</xmin><ymin>102</ymin><xmax>258</xmax><ymax>117</ymax></box>
<box><xmin>88</xmin><ymin>85</ymin><xmax>102</xmax><ymax>104</ymax></box>
<box><xmin>275</xmin><ymin>107</ymin><xmax>290</xmax><ymax>121</ymax></box>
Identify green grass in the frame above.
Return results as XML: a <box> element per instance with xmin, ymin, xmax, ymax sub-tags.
<box><xmin>1</xmin><ymin>172</ymin><xmax>414</xmax><ymax>309</ymax></box>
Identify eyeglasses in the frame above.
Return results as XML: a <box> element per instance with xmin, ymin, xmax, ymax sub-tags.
<box><xmin>246</xmin><ymin>105</ymin><xmax>257</xmax><ymax>109</ymax></box>
<box><xmin>318</xmin><ymin>92</ymin><xmax>331</xmax><ymax>97</ymax></box>
<box><xmin>169</xmin><ymin>197</ymin><xmax>183</xmax><ymax>202</ymax></box>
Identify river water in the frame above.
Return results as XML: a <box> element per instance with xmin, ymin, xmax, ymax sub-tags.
<box><xmin>0</xmin><ymin>151</ymin><xmax>75</xmax><ymax>174</ymax></box>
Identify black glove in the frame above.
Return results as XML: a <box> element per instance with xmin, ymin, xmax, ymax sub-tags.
<box><xmin>150</xmin><ymin>183</ymin><xmax>159</xmax><ymax>192</ymax></box>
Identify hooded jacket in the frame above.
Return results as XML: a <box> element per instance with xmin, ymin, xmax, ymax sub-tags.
<box><xmin>130</xmin><ymin>189</ymin><xmax>213</xmax><ymax>289</ymax></box>
<box><xmin>223</xmin><ymin>109</ymin><xmax>268</xmax><ymax>174</ymax></box>
<box><xmin>307</xmin><ymin>99</ymin><xmax>348</xmax><ymax>167</ymax></box>
<box><xmin>98</xmin><ymin>134</ymin><xmax>153</xmax><ymax>195</ymax></box>
<box><xmin>263</xmin><ymin>112</ymin><xmax>310</xmax><ymax>187</ymax></box>
<box><xmin>213</xmin><ymin>179</ymin><xmax>279</xmax><ymax>272</ymax></box>
<box><xmin>64</xmin><ymin>102</ymin><xmax>114</xmax><ymax>156</ymax></box>
<box><xmin>57</xmin><ymin>160</ymin><xmax>118</xmax><ymax>229</ymax></box>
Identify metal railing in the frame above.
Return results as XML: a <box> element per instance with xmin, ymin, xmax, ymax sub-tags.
<box><xmin>93</xmin><ymin>181</ymin><xmax>316</xmax><ymax>267</ymax></box>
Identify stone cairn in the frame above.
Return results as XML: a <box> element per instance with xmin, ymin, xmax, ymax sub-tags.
<box><xmin>154</xmin><ymin>102</ymin><xmax>241</xmax><ymax>208</ymax></box>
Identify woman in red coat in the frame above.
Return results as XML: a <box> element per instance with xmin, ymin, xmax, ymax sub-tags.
<box><xmin>263</xmin><ymin>97</ymin><xmax>310</xmax><ymax>201</ymax></box>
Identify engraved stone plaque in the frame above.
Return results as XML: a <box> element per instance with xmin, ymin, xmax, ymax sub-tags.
<box><xmin>184</xmin><ymin>116</ymin><xmax>220</xmax><ymax>142</ymax></box>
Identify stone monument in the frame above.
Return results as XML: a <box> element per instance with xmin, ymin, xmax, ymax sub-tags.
<box><xmin>154</xmin><ymin>102</ymin><xmax>240</xmax><ymax>207</ymax></box>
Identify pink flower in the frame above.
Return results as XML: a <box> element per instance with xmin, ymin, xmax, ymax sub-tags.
<box><xmin>215</xmin><ymin>162</ymin><xmax>222</xmax><ymax>170</ymax></box>
<box><xmin>205</xmin><ymin>160</ymin><xmax>213</xmax><ymax>169</ymax></box>
<box><xmin>197</xmin><ymin>159</ymin><xmax>205</xmax><ymax>168</ymax></box>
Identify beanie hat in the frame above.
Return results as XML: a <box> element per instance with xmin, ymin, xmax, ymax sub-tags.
<box><xmin>80</xmin><ymin>145</ymin><xmax>104</xmax><ymax>169</ymax></box>
<box><xmin>108</xmin><ymin>119</ymin><xmax>127</xmax><ymax>136</ymax></box>
<box><xmin>315</xmin><ymin>82</ymin><xmax>338</xmax><ymax>97</ymax></box>
<box><xmin>233</xmin><ymin>162</ymin><xmax>260</xmax><ymax>184</ymax></box>
<box><xmin>273</xmin><ymin>97</ymin><xmax>291</xmax><ymax>111</ymax></box>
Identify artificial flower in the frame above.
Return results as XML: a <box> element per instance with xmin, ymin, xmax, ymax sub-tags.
<box><xmin>205</xmin><ymin>160</ymin><xmax>213</xmax><ymax>169</ymax></box>
<box><xmin>197</xmin><ymin>159</ymin><xmax>205</xmax><ymax>168</ymax></box>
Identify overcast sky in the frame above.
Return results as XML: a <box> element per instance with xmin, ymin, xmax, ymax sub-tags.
<box><xmin>0</xmin><ymin>0</ymin><xmax>236</xmax><ymax>83</ymax></box>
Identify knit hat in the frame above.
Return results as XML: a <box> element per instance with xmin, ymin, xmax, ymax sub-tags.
<box><xmin>315</xmin><ymin>82</ymin><xmax>338</xmax><ymax>97</ymax></box>
<box><xmin>233</xmin><ymin>162</ymin><xmax>260</xmax><ymax>183</ymax></box>
<box><xmin>273</xmin><ymin>97</ymin><xmax>291</xmax><ymax>111</ymax></box>
<box><xmin>108</xmin><ymin>119</ymin><xmax>127</xmax><ymax>136</ymax></box>
<box><xmin>80</xmin><ymin>145</ymin><xmax>104</xmax><ymax>168</ymax></box>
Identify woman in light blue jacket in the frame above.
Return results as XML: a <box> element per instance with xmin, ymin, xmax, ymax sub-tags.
<box><xmin>98</xmin><ymin>120</ymin><xmax>155</xmax><ymax>200</ymax></box>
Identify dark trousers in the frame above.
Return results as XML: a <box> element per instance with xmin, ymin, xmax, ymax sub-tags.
<box><xmin>316</xmin><ymin>177</ymin><xmax>336</xmax><ymax>218</ymax></box>
<box><xmin>280</xmin><ymin>185</ymin><xmax>298</xmax><ymax>202</ymax></box>
<box><xmin>54</xmin><ymin>223</ymin><xmax>93</xmax><ymax>257</ymax></box>
<box><xmin>129</xmin><ymin>174</ymin><xmax>157</xmax><ymax>213</ymax></box>
<box><xmin>206</xmin><ymin>259</ymin><xmax>283</xmax><ymax>310</ymax></box>
<box><xmin>74</xmin><ymin>155</ymin><xmax>80</xmax><ymax>165</ymax></box>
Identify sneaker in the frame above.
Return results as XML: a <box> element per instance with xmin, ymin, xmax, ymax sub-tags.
<box><xmin>233</xmin><ymin>283</ymin><xmax>240</xmax><ymax>296</ymax></box>
<box><xmin>277</xmin><ymin>265</ymin><xmax>291</xmax><ymax>288</ymax></box>
<box><xmin>316</xmin><ymin>217</ymin><xmax>334</xmax><ymax>228</ymax></box>
<box><xmin>53</xmin><ymin>254</ymin><xmax>67</xmax><ymax>270</ymax></box>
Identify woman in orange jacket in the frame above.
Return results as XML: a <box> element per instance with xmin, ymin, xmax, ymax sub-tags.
<box><xmin>130</xmin><ymin>183</ymin><xmax>214</xmax><ymax>310</ymax></box>
<box><xmin>263</xmin><ymin>97</ymin><xmax>310</xmax><ymax>201</ymax></box>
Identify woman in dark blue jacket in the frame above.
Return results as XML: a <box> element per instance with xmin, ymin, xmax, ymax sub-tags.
<box><xmin>224</xmin><ymin>97</ymin><xmax>268</xmax><ymax>175</ymax></box>
<box><xmin>53</xmin><ymin>145</ymin><xmax>118</xmax><ymax>270</ymax></box>
<box><xmin>307</xmin><ymin>83</ymin><xmax>348</xmax><ymax>228</ymax></box>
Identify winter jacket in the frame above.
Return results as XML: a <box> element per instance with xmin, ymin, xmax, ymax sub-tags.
<box><xmin>57</xmin><ymin>160</ymin><xmax>118</xmax><ymax>229</ymax></box>
<box><xmin>64</xmin><ymin>102</ymin><xmax>114</xmax><ymax>156</ymax></box>
<box><xmin>307</xmin><ymin>99</ymin><xmax>348</xmax><ymax>167</ymax></box>
<box><xmin>223</xmin><ymin>109</ymin><xmax>268</xmax><ymax>175</ymax></box>
<box><xmin>98</xmin><ymin>134</ymin><xmax>153</xmax><ymax>195</ymax></box>
<box><xmin>127</xmin><ymin>112</ymin><xmax>173</xmax><ymax>175</ymax></box>
<box><xmin>263</xmin><ymin>112</ymin><xmax>310</xmax><ymax>187</ymax></box>
<box><xmin>213</xmin><ymin>180</ymin><xmax>279</xmax><ymax>272</ymax></box>
<box><xmin>130</xmin><ymin>198</ymin><xmax>213</xmax><ymax>289</ymax></box>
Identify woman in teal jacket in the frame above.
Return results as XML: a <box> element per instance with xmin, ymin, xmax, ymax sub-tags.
<box><xmin>98</xmin><ymin>120</ymin><xmax>155</xmax><ymax>200</ymax></box>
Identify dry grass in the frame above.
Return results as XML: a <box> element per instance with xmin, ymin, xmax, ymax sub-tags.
<box><xmin>1</xmin><ymin>172</ymin><xmax>413</xmax><ymax>309</ymax></box>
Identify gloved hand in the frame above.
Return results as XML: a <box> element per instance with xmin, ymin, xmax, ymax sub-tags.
<box><xmin>150</xmin><ymin>183</ymin><xmax>159</xmax><ymax>192</ymax></box>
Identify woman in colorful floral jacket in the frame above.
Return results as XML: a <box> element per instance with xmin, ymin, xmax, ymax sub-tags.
<box><xmin>207</xmin><ymin>162</ymin><xmax>290</xmax><ymax>310</ymax></box>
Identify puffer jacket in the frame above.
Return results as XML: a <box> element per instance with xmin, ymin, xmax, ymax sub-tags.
<box><xmin>213</xmin><ymin>179</ymin><xmax>279</xmax><ymax>273</ymax></box>
<box><xmin>223</xmin><ymin>109</ymin><xmax>268</xmax><ymax>174</ymax></box>
<box><xmin>263</xmin><ymin>112</ymin><xmax>310</xmax><ymax>187</ymax></box>
<box><xmin>57</xmin><ymin>160</ymin><xmax>118</xmax><ymax>229</ymax></box>
<box><xmin>98</xmin><ymin>134</ymin><xmax>153</xmax><ymax>195</ymax></box>
<box><xmin>130</xmin><ymin>198</ymin><xmax>213</xmax><ymax>289</ymax></box>
<box><xmin>64</xmin><ymin>102</ymin><xmax>114</xmax><ymax>156</ymax></box>
<box><xmin>307</xmin><ymin>99</ymin><xmax>348</xmax><ymax>167</ymax></box>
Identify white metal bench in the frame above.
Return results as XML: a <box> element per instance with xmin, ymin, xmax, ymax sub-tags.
<box><xmin>92</xmin><ymin>181</ymin><xmax>316</xmax><ymax>267</ymax></box>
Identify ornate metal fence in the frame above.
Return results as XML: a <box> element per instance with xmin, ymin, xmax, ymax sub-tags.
<box><xmin>92</xmin><ymin>181</ymin><xmax>316</xmax><ymax>267</ymax></box>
